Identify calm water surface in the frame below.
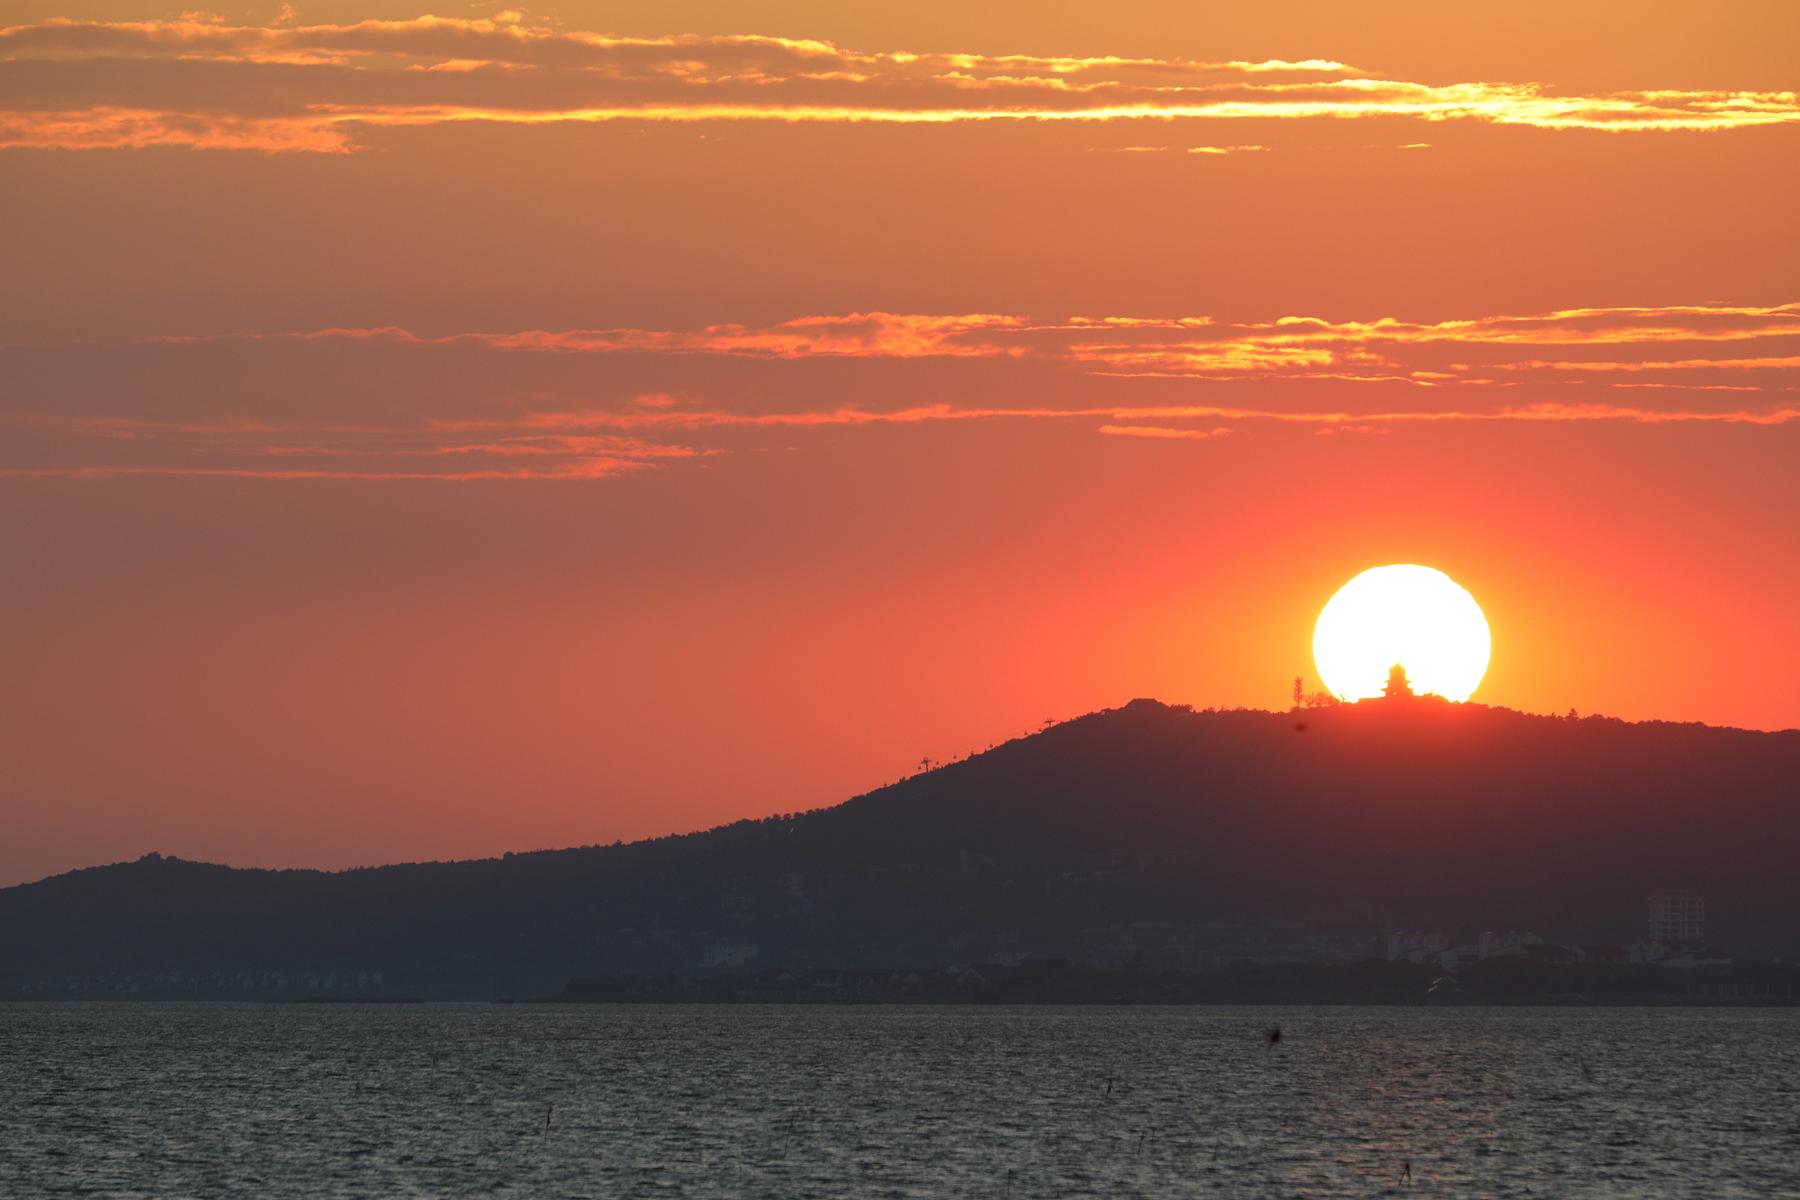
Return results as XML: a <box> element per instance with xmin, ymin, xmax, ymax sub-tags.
<box><xmin>2</xmin><ymin>1004</ymin><xmax>1797</xmax><ymax>1198</ymax></box>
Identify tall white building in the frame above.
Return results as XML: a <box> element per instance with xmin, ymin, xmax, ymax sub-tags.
<box><xmin>1648</xmin><ymin>888</ymin><xmax>1705</xmax><ymax>945</ymax></box>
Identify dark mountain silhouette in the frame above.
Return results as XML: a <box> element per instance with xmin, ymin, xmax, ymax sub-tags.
<box><xmin>3</xmin><ymin>699</ymin><xmax>1796</xmax><ymax>998</ymax></box>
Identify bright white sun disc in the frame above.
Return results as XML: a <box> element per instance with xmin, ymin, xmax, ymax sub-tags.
<box><xmin>1312</xmin><ymin>564</ymin><xmax>1490</xmax><ymax>702</ymax></box>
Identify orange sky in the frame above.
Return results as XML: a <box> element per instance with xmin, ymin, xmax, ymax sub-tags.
<box><xmin>2</xmin><ymin>1</ymin><xmax>1796</xmax><ymax>885</ymax></box>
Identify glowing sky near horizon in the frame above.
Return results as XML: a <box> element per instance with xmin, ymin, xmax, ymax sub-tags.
<box><xmin>1</xmin><ymin>0</ymin><xmax>1796</xmax><ymax>885</ymax></box>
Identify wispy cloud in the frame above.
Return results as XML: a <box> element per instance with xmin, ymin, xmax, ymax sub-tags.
<box><xmin>1106</xmin><ymin>144</ymin><xmax>1267</xmax><ymax>155</ymax></box>
<box><xmin>7</xmin><ymin>396</ymin><xmax>1795</xmax><ymax>482</ymax></box>
<box><xmin>0</xmin><ymin>413</ymin><xmax>698</xmax><ymax>480</ymax></box>
<box><xmin>461</xmin><ymin>400</ymin><xmax>1800</xmax><ymax>433</ymax></box>
<box><xmin>7</xmin><ymin>301</ymin><xmax>1795</xmax><ymax>480</ymax></box>
<box><xmin>135</xmin><ymin>301</ymin><xmax>1800</xmax><ymax>390</ymax></box>
<box><xmin>1097</xmin><ymin>424</ymin><xmax>1233</xmax><ymax>440</ymax></box>
<box><xmin>143</xmin><ymin>313</ymin><xmax>1032</xmax><ymax>358</ymax></box>
<box><xmin>9</xmin><ymin>395</ymin><xmax>1795</xmax><ymax>482</ymax></box>
<box><xmin>3</xmin><ymin>16</ymin><xmax>1797</xmax><ymax>151</ymax></box>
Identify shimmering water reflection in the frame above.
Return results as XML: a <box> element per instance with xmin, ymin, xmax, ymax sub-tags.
<box><xmin>3</xmin><ymin>1004</ymin><xmax>1796</xmax><ymax>1197</ymax></box>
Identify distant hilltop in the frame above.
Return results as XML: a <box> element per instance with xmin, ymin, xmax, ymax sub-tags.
<box><xmin>2</xmin><ymin>700</ymin><xmax>1797</xmax><ymax>1000</ymax></box>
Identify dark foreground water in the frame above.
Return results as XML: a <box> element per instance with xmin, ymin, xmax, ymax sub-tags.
<box><xmin>2</xmin><ymin>1005</ymin><xmax>1797</xmax><ymax>1198</ymax></box>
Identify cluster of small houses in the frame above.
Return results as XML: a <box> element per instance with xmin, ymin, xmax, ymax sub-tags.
<box><xmin>1386</xmin><ymin>890</ymin><xmax>1729</xmax><ymax>972</ymax></box>
<box><xmin>1383</xmin><ymin>930</ymin><xmax>1731</xmax><ymax>972</ymax></box>
<box><xmin>4</xmin><ymin>890</ymin><xmax>1736</xmax><ymax>998</ymax></box>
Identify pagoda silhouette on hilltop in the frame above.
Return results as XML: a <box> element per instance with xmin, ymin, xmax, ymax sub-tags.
<box><xmin>1382</xmin><ymin>663</ymin><xmax>1414</xmax><ymax>699</ymax></box>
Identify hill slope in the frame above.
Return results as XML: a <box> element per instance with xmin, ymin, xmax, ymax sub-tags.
<box><xmin>3</xmin><ymin>700</ymin><xmax>1796</xmax><ymax>997</ymax></box>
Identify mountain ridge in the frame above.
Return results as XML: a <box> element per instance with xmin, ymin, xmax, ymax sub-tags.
<box><xmin>4</xmin><ymin>699</ymin><xmax>1797</xmax><ymax>998</ymax></box>
<box><xmin>20</xmin><ymin>697</ymin><xmax>1791</xmax><ymax>883</ymax></box>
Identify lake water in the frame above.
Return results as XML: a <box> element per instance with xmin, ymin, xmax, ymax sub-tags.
<box><xmin>2</xmin><ymin>1004</ymin><xmax>1796</xmax><ymax>1197</ymax></box>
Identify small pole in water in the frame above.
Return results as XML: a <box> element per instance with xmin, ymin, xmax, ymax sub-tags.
<box><xmin>544</xmin><ymin>1102</ymin><xmax>554</xmax><ymax>1144</ymax></box>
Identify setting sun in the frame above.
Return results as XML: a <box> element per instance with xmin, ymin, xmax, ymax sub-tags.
<box><xmin>1313</xmin><ymin>565</ymin><xmax>1492</xmax><ymax>702</ymax></box>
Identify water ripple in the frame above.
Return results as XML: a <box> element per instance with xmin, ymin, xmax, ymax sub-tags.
<box><xmin>1</xmin><ymin>1004</ymin><xmax>1796</xmax><ymax>1198</ymax></box>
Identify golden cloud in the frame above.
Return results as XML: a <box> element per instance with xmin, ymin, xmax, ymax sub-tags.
<box><xmin>4</xmin><ymin>17</ymin><xmax>1797</xmax><ymax>151</ymax></box>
